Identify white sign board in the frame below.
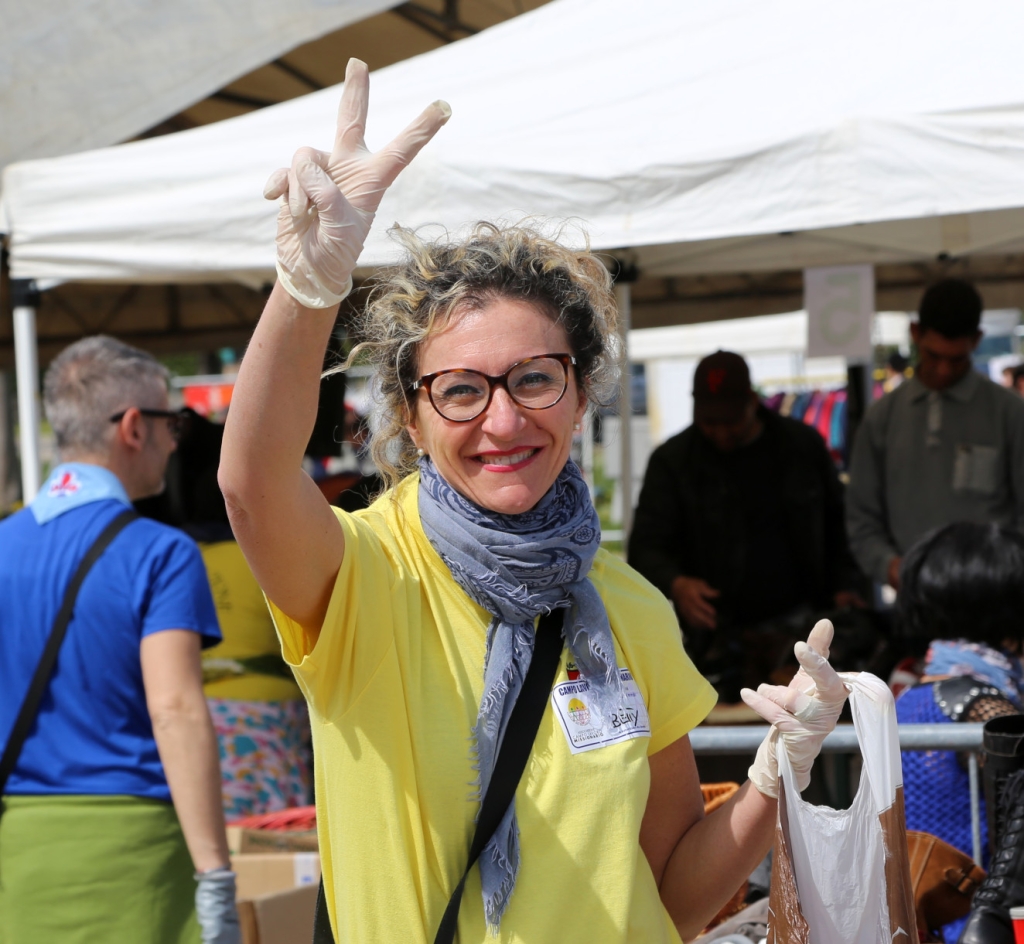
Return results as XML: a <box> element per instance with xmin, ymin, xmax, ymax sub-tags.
<box><xmin>804</xmin><ymin>265</ymin><xmax>875</xmax><ymax>360</ymax></box>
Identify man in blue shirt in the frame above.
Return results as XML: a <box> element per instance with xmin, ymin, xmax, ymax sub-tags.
<box><xmin>0</xmin><ymin>336</ymin><xmax>239</xmax><ymax>944</ymax></box>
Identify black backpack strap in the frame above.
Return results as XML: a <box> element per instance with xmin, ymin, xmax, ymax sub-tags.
<box><xmin>0</xmin><ymin>508</ymin><xmax>138</xmax><ymax>796</ymax></box>
<box><xmin>432</xmin><ymin>608</ymin><xmax>564</xmax><ymax>944</ymax></box>
<box><xmin>311</xmin><ymin>608</ymin><xmax>565</xmax><ymax>944</ymax></box>
<box><xmin>313</xmin><ymin>878</ymin><xmax>332</xmax><ymax>944</ymax></box>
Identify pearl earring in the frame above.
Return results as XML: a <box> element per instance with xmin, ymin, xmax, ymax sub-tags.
<box><xmin>574</xmin><ymin>423</ymin><xmax>581</xmax><ymax>431</ymax></box>
<box><xmin>416</xmin><ymin>448</ymin><xmax>425</xmax><ymax>457</ymax></box>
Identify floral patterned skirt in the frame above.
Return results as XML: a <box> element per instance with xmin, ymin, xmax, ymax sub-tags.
<box><xmin>207</xmin><ymin>697</ymin><xmax>313</xmax><ymax>821</ymax></box>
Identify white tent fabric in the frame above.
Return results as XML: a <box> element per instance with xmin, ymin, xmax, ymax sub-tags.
<box><xmin>8</xmin><ymin>0</ymin><xmax>1024</xmax><ymax>283</ymax></box>
<box><xmin>0</xmin><ymin>0</ymin><xmax>396</xmax><ymax>172</ymax></box>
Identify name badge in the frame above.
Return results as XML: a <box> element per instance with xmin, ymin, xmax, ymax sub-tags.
<box><xmin>551</xmin><ymin>667</ymin><xmax>651</xmax><ymax>754</ymax></box>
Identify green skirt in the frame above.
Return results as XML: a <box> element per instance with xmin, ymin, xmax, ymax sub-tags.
<box><xmin>0</xmin><ymin>794</ymin><xmax>200</xmax><ymax>944</ymax></box>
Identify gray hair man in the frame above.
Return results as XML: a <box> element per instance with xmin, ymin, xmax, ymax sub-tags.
<box><xmin>0</xmin><ymin>335</ymin><xmax>239</xmax><ymax>943</ymax></box>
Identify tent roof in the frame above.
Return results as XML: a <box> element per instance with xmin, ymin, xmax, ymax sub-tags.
<box><xmin>9</xmin><ymin>0</ymin><xmax>1024</xmax><ymax>290</ymax></box>
<box><xmin>0</xmin><ymin>0</ymin><xmax>549</xmax><ymax>368</ymax></box>
<box><xmin>1</xmin><ymin>1</ymin><xmax>545</xmax><ymax>175</ymax></box>
<box><xmin>1</xmin><ymin>0</ymin><xmax>397</xmax><ymax>173</ymax></box>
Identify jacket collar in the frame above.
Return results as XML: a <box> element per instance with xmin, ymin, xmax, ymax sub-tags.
<box><xmin>906</xmin><ymin>368</ymin><xmax>981</xmax><ymax>404</ymax></box>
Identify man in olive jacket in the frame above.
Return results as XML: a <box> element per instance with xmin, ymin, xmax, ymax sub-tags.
<box><xmin>628</xmin><ymin>351</ymin><xmax>862</xmax><ymax>696</ymax></box>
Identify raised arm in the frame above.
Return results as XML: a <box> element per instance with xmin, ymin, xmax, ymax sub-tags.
<box><xmin>219</xmin><ymin>59</ymin><xmax>450</xmax><ymax>633</ymax></box>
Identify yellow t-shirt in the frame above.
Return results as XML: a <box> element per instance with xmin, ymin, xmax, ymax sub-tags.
<box><xmin>201</xmin><ymin>540</ymin><xmax>302</xmax><ymax>702</ymax></box>
<box><xmin>269</xmin><ymin>475</ymin><xmax>717</xmax><ymax>943</ymax></box>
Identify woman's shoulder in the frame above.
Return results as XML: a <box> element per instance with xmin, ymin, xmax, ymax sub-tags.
<box><xmin>335</xmin><ymin>474</ymin><xmax>414</xmax><ymax>538</ymax></box>
<box><xmin>592</xmin><ymin>548</ymin><xmax>670</xmax><ymax>594</ymax></box>
<box><xmin>590</xmin><ymin>549</ymin><xmax>679</xmax><ymax>632</ymax></box>
<box><xmin>331</xmin><ymin>472</ymin><xmax>446</xmax><ymax>580</ymax></box>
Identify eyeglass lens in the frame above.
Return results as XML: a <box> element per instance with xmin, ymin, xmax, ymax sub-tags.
<box><xmin>167</xmin><ymin>414</ymin><xmax>186</xmax><ymax>439</ymax></box>
<box><xmin>430</xmin><ymin>357</ymin><xmax>567</xmax><ymax>421</ymax></box>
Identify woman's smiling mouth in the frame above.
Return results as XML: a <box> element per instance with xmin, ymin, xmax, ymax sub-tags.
<box><xmin>474</xmin><ymin>448</ymin><xmax>540</xmax><ymax>470</ymax></box>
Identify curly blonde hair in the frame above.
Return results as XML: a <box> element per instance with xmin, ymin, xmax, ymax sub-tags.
<box><xmin>345</xmin><ymin>222</ymin><xmax>621</xmax><ymax>492</ymax></box>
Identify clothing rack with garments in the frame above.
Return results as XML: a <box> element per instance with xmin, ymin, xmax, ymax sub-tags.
<box><xmin>763</xmin><ymin>389</ymin><xmax>848</xmax><ymax>468</ymax></box>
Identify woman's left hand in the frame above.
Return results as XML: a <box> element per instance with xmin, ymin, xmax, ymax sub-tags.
<box><xmin>741</xmin><ymin>619</ymin><xmax>850</xmax><ymax>797</ymax></box>
<box><xmin>263</xmin><ymin>58</ymin><xmax>451</xmax><ymax>308</ymax></box>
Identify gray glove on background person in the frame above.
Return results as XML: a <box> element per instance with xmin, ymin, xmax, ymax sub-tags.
<box><xmin>195</xmin><ymin>868</ymin><xmax>241</xmax><ymax>944</ymax></box>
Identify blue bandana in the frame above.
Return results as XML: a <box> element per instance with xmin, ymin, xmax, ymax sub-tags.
<box><xmin>925</xmin><ymin>639</ymin><xmax>1024</xmax><ymax>707</ymax></box>
<box><xmin>417</xmin><ymin>457</ymin><xmax>621</xmax><ymax>933</ymax></box>
<box><xmin>30</xmin><ymin>463</ymin><xmax>131</xmax><ymax>525</ymax></box>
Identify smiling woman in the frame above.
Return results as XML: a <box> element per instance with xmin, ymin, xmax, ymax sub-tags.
<box><xmin>218</xmin><ymin>57</ymin><xmax>850</xmax><ymax>944</ymax></box>
<box><xmin>345</xmin><ymin>223</ymin><xmax>618</xmax><ymax>514</ymax></box>
<box><xmin>346</xmin><ymin>221</ymin><xmax>621</xmax><ymax>498</ymax></box>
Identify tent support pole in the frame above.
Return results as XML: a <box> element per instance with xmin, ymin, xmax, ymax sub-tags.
<box><xmin>12</xmin><ymin>280</ymin><xmax>42</xmax><ymax>502</ymax></box>
<box><xmin>615</xmin><ymin>282</ymin><xmax>633</xmax><ymax>543</ymax></box>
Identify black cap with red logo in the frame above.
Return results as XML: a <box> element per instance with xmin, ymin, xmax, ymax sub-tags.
<box><xmin>692</xmin><ymin>350</ymin><xmax>752</xmax><ymax>422</ymax></box>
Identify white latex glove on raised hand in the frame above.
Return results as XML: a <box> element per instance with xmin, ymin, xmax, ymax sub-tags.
<box><xmin>264</xmin><ymin>58</ymin><xmax>451</xmax><ymax>309</ymax></box>
<box><xmin>741</xmin><ymin>619</ymin><xmax>850</xmax><ymax>799</ymax></box>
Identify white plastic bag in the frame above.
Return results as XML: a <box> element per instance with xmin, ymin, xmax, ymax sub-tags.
<box><xmin>767</xmin><ymin>673</ymin><xmax>917</xmax><ymax>943</ymax></box>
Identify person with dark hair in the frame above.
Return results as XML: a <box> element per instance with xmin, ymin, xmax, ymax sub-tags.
<box><xmin>884</xmin><ymin>351</ymin><xmax>910</xmax><ymax>393</ymax></box>
<box><xmin>895</xmin><ymin>522</ymin><xmax>1024</xmax><ymax>940</ymax></box>
<box><xmin>629</xmin><ymin>350</ymin><xmax>864</xmax><ymax>699</ymax></box>
<box><xmin>899</xmin><ymin>522</ymin><xmax>1024</xmax><ymax>658</ymax></box>
<box><xmin>847</xmin><ymin>278</ymin><xmax>1024</xmax><ymax>590</ymax></box>
<box><xmin>174</xmin><ymin>413</ymin><xmax>314</xmax><ymax>821</ymax></box>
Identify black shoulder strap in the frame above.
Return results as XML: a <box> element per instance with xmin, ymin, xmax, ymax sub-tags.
<box><xmin>0</xmin><ymin>508</ymin><xmax>138</xmax><ymax>795</ymax></box>
<box><xmin>933</xmin><ymin>675</ymin><xmax>1009</xmax><ymax>723</ymax></box>
<box><xmin>312</xmin><ymin>609</ymin><xmax>565</xmax><ymax>944</ymax></box>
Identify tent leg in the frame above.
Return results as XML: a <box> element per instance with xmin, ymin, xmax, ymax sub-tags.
<box><xmin>12</xmin><ymin>280</ymin><xmax>42</xmax><ymax>503</ymax></box>
<box><xmin>580</xmin><ymin>410</ymin><xmax>595</xmax><ymax>500</ymax></box>
<box><xmin>615</xmin><ymin>282</ymin><xmax>633</xmax><ymax>543</ymax></box>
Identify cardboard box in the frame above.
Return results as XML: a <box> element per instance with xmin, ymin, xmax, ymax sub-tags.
<box><xmin>238</xmin><ymin>884</ymin><xmax>319</xmax><ymax>944</ymax></box>
<box><xmin>232</xmin><ymin>852</ymin><xmax>321</xmax><ymax>900</ymax></box>
<box><xmin>233</xmin><ymin>852</ymin><xmax>322</xmax><ymax>944</ymax></box>
<box><xmin>227</xmin><ymin>826</ymin><xmax>319</xmax><ymax>854</ymax></box>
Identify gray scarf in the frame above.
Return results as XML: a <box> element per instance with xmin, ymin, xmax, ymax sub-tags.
<box><xmin>417</xmin><ymin>456</ymin><xmax>622</xmax><ymax>933</ymax></box>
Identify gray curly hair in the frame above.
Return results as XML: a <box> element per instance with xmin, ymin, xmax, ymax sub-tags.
<box><xmin>43</xmin><ymin>335</ymin><xmax>169</xmax><ymax>457</ymax></box>
<box><xmin>344</xmin><ymin>222</ymin><xmax>622</xmax><ymax>492</ymax></box>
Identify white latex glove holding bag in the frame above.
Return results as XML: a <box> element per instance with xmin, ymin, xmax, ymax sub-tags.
<box><xmin>741</xmin><ymin>619</ymin><xmax>850</xmax><ymax>798</ymax></box>
<box><xmin>263</xmin><ymin>58</ymin><xmax>451</xmax><ymax>309</ymax></box>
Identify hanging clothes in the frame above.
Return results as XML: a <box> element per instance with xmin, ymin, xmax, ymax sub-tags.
<box><xmin>762</xmin><ymin>387</ymin><xmax>848</xmax><ymax>469</ymax></box>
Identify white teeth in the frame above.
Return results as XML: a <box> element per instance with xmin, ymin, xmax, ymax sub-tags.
<box><xmin>484</xmin><ymin>449</ymin><xmax>535</xmax><ymax>466</ymax></box>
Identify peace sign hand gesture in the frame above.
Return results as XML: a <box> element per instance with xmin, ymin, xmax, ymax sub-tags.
<box><xmin>264</xmin><ymin>58</ymin><xmax>451</xmax><ymax>309</ymax></box>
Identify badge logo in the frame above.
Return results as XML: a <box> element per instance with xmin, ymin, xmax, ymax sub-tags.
<box><xmin>48</xmin><ymin>471</ymin><xmax>81</xmax><ymax>498</ymax></box>
<box><xmin>567</xmin><ymin>697</ymin><xmax>590</xmax><ymax>726</ymax></box>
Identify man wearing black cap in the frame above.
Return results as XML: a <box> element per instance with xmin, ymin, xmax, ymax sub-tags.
<box><xmin>628</xmin><ymin>350</ymin><xmax>862</xmax><ymax>697</ymax></box>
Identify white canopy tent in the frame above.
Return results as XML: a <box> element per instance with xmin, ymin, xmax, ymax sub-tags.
<box><xmin>8</xmin><ymin>0</ymin><xmax>1024</xmax><ymax>500</ymax></box>
<box><xmin>9</xmin><ymin>0</ymin><xmax>1024</xmax><ymax>283</ymax></box>
<box><xmin>0</xmin><ymin>0</ymin><xmax>397</xmax><ymax>174</ymax></box>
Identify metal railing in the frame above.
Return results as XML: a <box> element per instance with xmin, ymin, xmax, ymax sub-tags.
<box><xmin>690</xmin><ymin>723</ymin><xmax>985</xmax><ymax>863</ymax></box>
